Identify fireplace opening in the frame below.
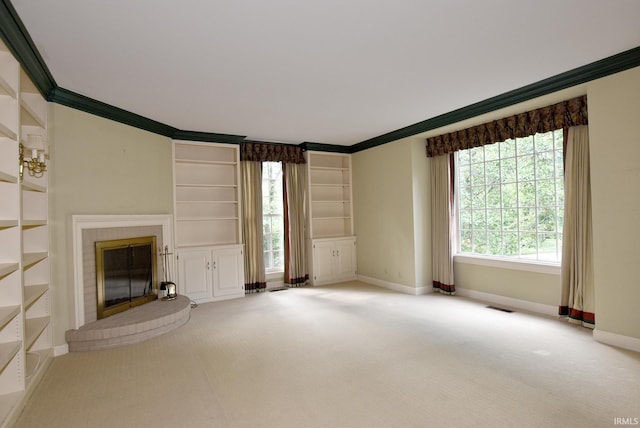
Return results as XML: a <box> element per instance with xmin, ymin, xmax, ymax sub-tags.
<box><xmin>96</xmin><ymin>236</ymin><xmax>158</xmax><ymax>319</ymax></box>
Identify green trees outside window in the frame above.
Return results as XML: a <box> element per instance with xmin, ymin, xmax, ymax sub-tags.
<box><xmin>456</xmin><ymin>130</ymin><xmax>564</xmax><ymax>261</ymax></box>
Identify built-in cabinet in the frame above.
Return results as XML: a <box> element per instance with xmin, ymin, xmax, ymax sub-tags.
<box><xmin>306</xmin><ymin>152</ymin><xmax>357</xmax><ymax>285</ymax></box>
<box><xmin>173</xmin><ymin>141</ymin><xmax>245</xmax><ymax>302</ymax></box>
<box><xmin>311</xmin><ymin>237</ymin><xmax>357</xmax><ymax>285</ymax></box>
<box><xmin>176</xmin><ymin>245</ymin><xmax>244</xmax><ymax>303</ymax></box>
<box><xmin>0</xmin><ymin>41</ymin><xmax>52</xmax><ymax>426</ymax></box>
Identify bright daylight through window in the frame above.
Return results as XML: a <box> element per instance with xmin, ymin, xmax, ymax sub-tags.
<box><xmin>262</xmin><ymin>162</ymin><xmax>284</xmax><ymax>271</ymax></box>
<box><xmin>455</xmin><ymin>130</ymin><xmax>564</xmax><ymax>262</ymax></box>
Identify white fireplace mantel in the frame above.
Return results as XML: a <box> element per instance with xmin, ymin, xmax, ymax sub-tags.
<box><xmin>71</xmin><ymin>214</ymin><xmax>174</xmax><ymax>329</ymax></box>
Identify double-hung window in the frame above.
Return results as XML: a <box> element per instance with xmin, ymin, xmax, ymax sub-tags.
<box><xmin>455</xmin><ymin>130</ymin><xmax>564</xmax><ymax>262</ymax></box>
<box><xmin>262</xmin><ymin>162</ymin><xmax>284</xmax><ymax>271</ymax></box>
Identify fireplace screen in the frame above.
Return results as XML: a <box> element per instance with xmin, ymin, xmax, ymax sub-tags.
<box><xmin>96</xmin><ymin>236</ymin><xmax>158</xmax><ymax>319</ymax></box>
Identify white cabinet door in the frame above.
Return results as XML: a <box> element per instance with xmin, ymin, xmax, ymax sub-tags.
<box><xmin>334</xmin><ymin>238</ymin><xmax>356</xmax><ymax>281</ymax></box>
<box><xmin>212</xmin><ymin>247</ymin><xmax>244</xmax><ymax>297</ymax></box>
<box><xmin>177</xmin><ymin>249</ymin><xmax>211</xmax><ymax>301</ymax></box>
<box><xmin>311</xmin><ymin>238</ymin><xmax>356</xmax><ymax>285</ymax></box>
<box><xmin>312</xmin><ymin>240</ymin><xmax>335</xmax><ymax>284</ymax></box>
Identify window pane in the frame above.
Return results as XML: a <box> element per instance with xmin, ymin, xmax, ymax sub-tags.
<box><xmin>469</xmin><ymin>147</ymin><xmax>484</xmax><ymax>164</ymax></box>
<box><xmin>516</xmin><ymin>136</ymin><xmax>534</xmax><ymax>155</ymax></box>
<box><xmin>500</xmin><ymin>139</ymin><xmax>516</xmax><ymax>158</ymax></box>
<box><xmin>459</xmin><ymin>209</ymin><xmax>472</xmax><ymax>230</ymax></box>
<box><xmin>486</xmin><ymin>209</ymin><xmax>501</xmax><ymax>231</ymax></box>
<box><xmin>262</xmin><ymin>162</ymin><xmax>284</xmax><ymax>271</ymax></box>
<box><xmin>455</xmin><ymin>129</ymin><xmax>563</xmax><ymax>262</ymax></box>
<box><xmin>458</xmin><ymin>150</ymin><xmax>471</xmax><ymax>166</ymax></box>
<box><xmin>486</xmin><ymin>186</ymin><xmax>501</xmax><ymax>209</ymax></box>
<box><xmin>535</xmin><ymin>151</ymin><xmax>555</xmax><ymax>179</ymax></box>
<box><xmin>535</xmin><ymin>132</ymin><xmax>554</xmax><ymax>152</ymax></box>
<box><xmin>501</xmin><ymin>157</ymin><xmax>517</xmax><ymax>183</ymax></box>
<box><xmin>485</xmin><ymin>160</ymin><xmax>501</xmax><ymax>185</ymax></box>
<box><xmin>471</xmin><ymin>187</ymin><xmax>486</xmax><ymax>209</ymax></box>
<box><xmin>473</xmin><ymin>230</ymin><xmax>487</xmax><ymax>254</ymax></box>
<box><xmin>471</xmin><ymin>163</ymin><xmax>485</xmax><ymax>186</ymax></box>
<box><xmin>472</xmin><ymin>209</ymin><xmax>486</xmax><ymax>229</ymax></box>
<box><xmin>459</xmin><ymin>165</ymin><xmax>471</xmax><ymax>187</ymax></box>
<box><xmin>487</xmin><ymin>232</ymin><xmax>502</xmax><ymax>255</ymax></box>
<box><xmin>484</xmin><ymin>144</ymin><xmax>500</xmax><ymax>161</ymax></box>
<box><xmin>517</xmin><ymin>155</ymin><xmax>535</xmax><ymax>182</ymax></box>
<box><xmin>518</xmin><ymin>182</ymin><xmax>535</xmax><ymax>207</ymax></box>
<box><xmin>518</xmin><ymin>207</ymin><xmax>536</xmax><ymax>232</ymax></box>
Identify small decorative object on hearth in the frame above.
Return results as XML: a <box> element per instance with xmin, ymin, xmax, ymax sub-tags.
<box><xmin>160</xmin><ymin>245</ymin><xmax>178</xmax><ymax>301</ymax></box>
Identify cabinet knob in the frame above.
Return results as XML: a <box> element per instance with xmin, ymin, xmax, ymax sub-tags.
<box><xmin>207</xmin><ymin>261</ymin><xmax>211</xmax><ymax>270</ymax></box>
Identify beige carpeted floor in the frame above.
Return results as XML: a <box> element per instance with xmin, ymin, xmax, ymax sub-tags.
<box><xmin>14</xmin><ymin>281</ymin><xmax>640</xmax><ymax>428</ymax></box>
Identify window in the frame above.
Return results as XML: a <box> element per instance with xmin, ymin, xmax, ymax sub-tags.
<box><xmin>262</xmin><ymin>162</ymin><xmax>284</xmax><ymax>271</ymax></box>
<box><xmin>455</xmin><ymin>130</ymin><xmax>564</xmax><ymax>262</ymax></box>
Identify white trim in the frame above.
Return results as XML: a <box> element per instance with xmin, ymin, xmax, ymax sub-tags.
<box><xmin>454</xmin><ymin>254</ymin><xmax>561</xmax><ymax>275</ymax></box>
<box><xmin>71</xmin><ymin>214</ymin><xmax>174</xmax><ymax>329</ymax></box>
<box><xmin>593</xmin><ymin>329</ymin><xmax>640</xmax><ymax>353</ymax></box>
<box><xmin>358</xmin><ymin>275</ymin><xmax>432</xmax><ymax>296</ymax></box>
<box><xmin>54</xmin><ymin>344</ymin><xmax>69</xmax><ymax>356</ymax></box>
<box><xmin>455</xmin><ymin>287</ymin><xmax>557</xmax><ymax>317</ymax></box>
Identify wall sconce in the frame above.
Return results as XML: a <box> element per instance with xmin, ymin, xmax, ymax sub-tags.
<box><xmin>19</xmin><ymin>135</ymin><xmax>48</xmax><ymax>179</ymax></box>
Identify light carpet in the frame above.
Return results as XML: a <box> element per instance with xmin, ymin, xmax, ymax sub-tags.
<box><xmin>14</xmin><ymin>281</ymin><xmax>640</xmax><ymax>427</ymax></box>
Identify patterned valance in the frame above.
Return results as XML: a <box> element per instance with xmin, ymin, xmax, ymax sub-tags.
<box><xmin>240</xmin><ymin>142</ymin><xmax>306</xmax><ymax>164</ymax></box>
<box><xmin>426</xmin><ymin>95</ymin><xmax>588</xmax><ymax>157</ymax></box>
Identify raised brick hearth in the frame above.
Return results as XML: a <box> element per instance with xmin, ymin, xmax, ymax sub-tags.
<box><xmin>65</xmin><ymin>295</ymin><xmax>190</xmax><ymax>352</ymax></box>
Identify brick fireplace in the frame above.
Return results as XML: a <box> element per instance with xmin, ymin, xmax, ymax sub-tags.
<box><xmin>71</xmin><ymin>215</ymin><xmax>173</xmax><ymax>329</ymax></box>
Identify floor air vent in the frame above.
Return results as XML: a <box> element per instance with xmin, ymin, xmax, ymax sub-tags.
<box><xmin>269</xmin><ymin>288</ymin><xmax>287</xmax><ymax>292</ymax></box>
<box><xmin>486</xmin><ymin>305</ymin><xmax>514</xmax><ymax>313</ymax></box>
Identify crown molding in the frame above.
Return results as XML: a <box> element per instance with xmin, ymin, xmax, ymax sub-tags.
<box><xmin>172</xmin><ymin>130</ymin><xmax>245</xmax><ymax>144</ymax></box>
<box><xmin>0</xmin><ymin>0</ymin><xmax>55</xmax><ymax>96</ymax></box>
<box><xmin>49</xmin><ymin>87</ymin><xmax>177</xmax><ymax>137</ymax></box>
<box><xmin>350</xmin><ymin>45</ymin><xmax>640</xmax><ymax>153</ymax></box>
<box><xmin>301</xmin><ymin>142</ymin><xmax>352</xmax><ymax>153</ymax></box>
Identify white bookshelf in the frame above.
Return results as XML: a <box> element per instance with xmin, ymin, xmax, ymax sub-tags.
<box><xmin>173</xmin><ymin>141</ymin><xmax>245</xmax><ymax>303</ymax></box>
<box><xmin>307</xmin><ymin>152</ymin><xmax>353</xmax><ymax>239</ymax></box>
<box><xmin>0</xmin><ymin>40</ymin><xmax>52</xmax><ymax>427</ymax></box>
<box><xmin>306</xmin><ymin>152</ymin><xmax>356</xmax><ymax>285</ymax></box>
<box><xmin>173</xmin><ymin>141</ymin><xmax>241</xmax><ymax>247</ymax></box>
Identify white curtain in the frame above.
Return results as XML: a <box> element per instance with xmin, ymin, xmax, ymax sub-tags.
<box><xmin>430</xmin><ymin>154</ymin><xmax>455</xmax><ymax>294</ymax></box>
<box><xmin>560</xmin><ymin>125</ymin><xmax>595</xmax><ymax>327</ymax></box>
<box><xmin>240</xmin><ymin>161</ymin><xmax>266</xmax><ymax>293</ymax></box>
<box><xmin>283</xmin><ymin>162</ymin><xmax>308</xmax><ymax>286</ymax></box>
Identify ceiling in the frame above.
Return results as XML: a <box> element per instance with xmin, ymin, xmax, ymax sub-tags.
<box><xmin>9</xmin><ymin>0</ymin><xmax>640</xmax><ymax>146</ymax></box>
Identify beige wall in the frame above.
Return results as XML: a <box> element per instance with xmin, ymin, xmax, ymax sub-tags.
<box><xmin>588</xmin><ymin>66</ymin><xmax>640</xmax><ymax>340</ymax></box>
<box><xmin>352</xmin><ymin>137</ymin><xmax>430</xmax><ymax>289</ymax></box>
<box><xmin>49</xmin><ymin>104</ymin><xmax>173</xmax><ymax>347</ymax></box>
<box><xmin>454</xmin><ymin>262</ymin><xmax>560</xmax><ymax>306</ymax></box>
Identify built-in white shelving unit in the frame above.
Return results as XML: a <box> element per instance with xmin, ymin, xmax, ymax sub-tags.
<box><xmin>0</xmin><ymin>40</ymin><xmax>52</xmax><ymax>427</ymax></box>
<box><xmin>306</xmin><ymin>152</ymin><xmax>357</xmax><ymax>285</ymax></box>
<box><xmin>173</xmin><ymin>141</ymin><xmax>245</xmax><ymax>303</ymax></box>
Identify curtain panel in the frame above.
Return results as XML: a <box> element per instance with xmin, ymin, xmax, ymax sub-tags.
<box><xmin>559</xmin><ymin>126</ymin><xmax>595</xmax><ymax>327</ymax></box>
<box><xmin>430</xmin><ymin>154</ymin><xmax>455</xmax><ymax>294</ymax></box>
<box><xmin>426</xmin><ymin>95</ymin><xmax>588</xmax><ymax>157</ymax></box>
<box><xmin>241</xmin><ymin>142</ymin><xmax>306</xmax><ymax>164</ymax></box>
<box><xmin>283</xmin><ymin>163</ymin><xmax>309</xmax><ymax>286</ymax></box>
<box><xmin>240</xmin><ymin>161</ymin><xmax>267</xmax><ymax>293</ymax></box>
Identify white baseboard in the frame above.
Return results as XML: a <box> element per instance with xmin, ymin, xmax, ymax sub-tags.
<box><xmin>593</xmin><ymin>329</ymin><xmax>640</xmax><ymax>353</ymax></box>
<box><xmin>54</xmin><ymin>343</ymin><xmax>69</xmax><ymax>357</ymax></box>
<box><xmin>455</xmin><ymin>288</ymin><xmax>557</xmax><ymax>317</ymax></box>
<box><xmin>358</xmin><ymin>275</ymin><xmax>431</xmax><ymax>296</ymax></box>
